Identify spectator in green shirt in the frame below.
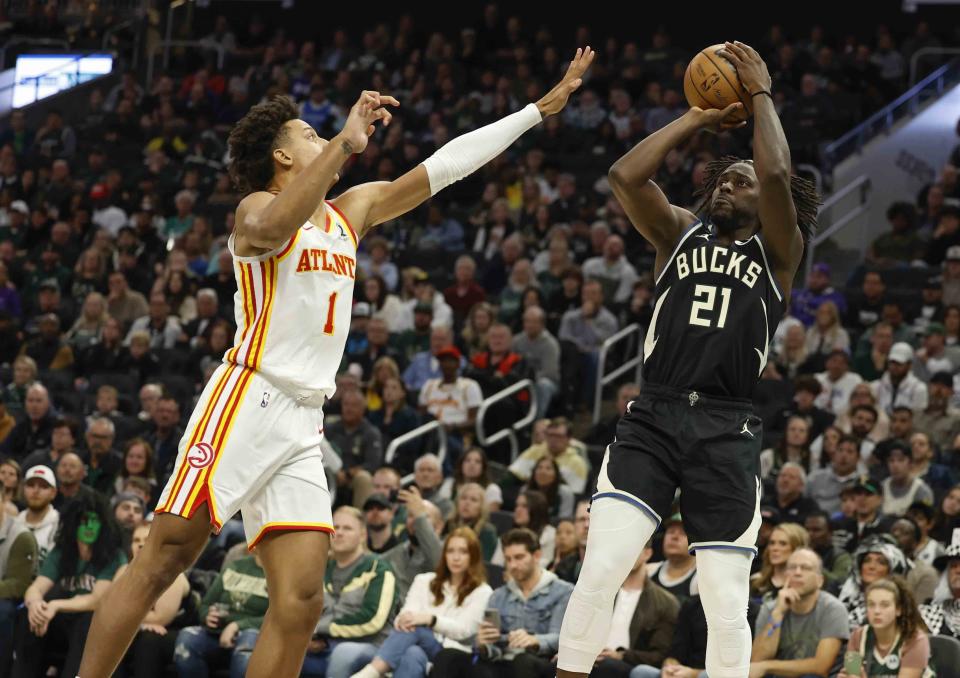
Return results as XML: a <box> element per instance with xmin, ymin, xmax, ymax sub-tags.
<box><xmin>15</xmin><ymin>493</ymin><xmax>125</xmax><ymax>678</ymax></box>
<box><xmin>867</xmin><ymin>202</ymin><xmax>925</xmax><ymax>267</ymax></box>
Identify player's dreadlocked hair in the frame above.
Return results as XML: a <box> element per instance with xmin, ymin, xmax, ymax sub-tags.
<box><xmin>693</xmin><ymin>156</ymin><xmax>822</xmax><ymax>241</ymax></box>
<box><xmin>228</xmin><ymin>95</ymin><xmax>300</xmax><ymax>195</ymax></box>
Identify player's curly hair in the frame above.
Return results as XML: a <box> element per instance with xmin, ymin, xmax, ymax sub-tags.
<box><xmin>693</xmin><ymin>156</ymin><xmax>822</xmax><ymax>242</ymax></box>
<box><xmin>227</xmin><ymin>95</ymin><xmax>300</xmax><ymax>195</ymax></box>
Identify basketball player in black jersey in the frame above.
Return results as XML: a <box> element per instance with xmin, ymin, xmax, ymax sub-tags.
<box><xmin>557</xmin><ymin>42</ymin><xmax>820</xmax><ymax>678</ymax></box>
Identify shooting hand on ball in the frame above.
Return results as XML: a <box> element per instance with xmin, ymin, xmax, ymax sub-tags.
<box><xmin>719</xmin><ymin>41</ymin><xmax>772</xmax><ymax>96</ymax></box>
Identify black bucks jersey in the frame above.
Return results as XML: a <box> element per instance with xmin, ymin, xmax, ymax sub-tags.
<box><xmin>641</xmin><ymin>220</ymin><xmax>785</xmax><ymax>400</ymax></box>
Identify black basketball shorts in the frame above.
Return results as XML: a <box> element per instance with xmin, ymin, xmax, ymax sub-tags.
<box><xmin>594</xmin><ymin>383</ymin><xmax>763</xmax><ymax>556</ymax></box>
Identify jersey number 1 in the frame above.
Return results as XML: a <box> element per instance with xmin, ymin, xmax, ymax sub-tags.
<box><xmin>323</xmin><ymin>292</ymin><xmax>337</xmax><ymax>335</ymax></box>
<box><xmin>689</xmin><ymin>284</ymin><xmax>731</xmax><ymax>328</ymax></box>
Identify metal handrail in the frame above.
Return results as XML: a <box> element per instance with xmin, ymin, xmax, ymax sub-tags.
<box><xmin>475</xmin><ymin>379</ymin><xmax>537</xmax><ymax>462</ymax></box>
<box><xmin>592</xmin><ymin>323</ymin><xmax>643</xmax><ymax>424</ymax></box>
<box><xmin>804</xmin><ymin>174</ymin><xmax>871</xmax><ymax>280</ymax></box>
<box><xmin>384</xmin><ymin>419</ymin><xmax>447</xmax><ymax>468</ymax></box>
<box><xmin>147</xmin><ymin>40</ymin><xmax>226</xmax><ymax>88</ymax></box>
<box><xmin>910</xmin><ymin>47</ymin><xmax>960</xmax><ymax>86</ymax></box>
<box><xmin>824</xmin><ymin>60</ymin><xmax>957</xmax><ymax>164</ymax></box>
<box><xmin>0</xmin><ymin>37</ymin><xmax>70</xmax><ymax>70</ymax></box>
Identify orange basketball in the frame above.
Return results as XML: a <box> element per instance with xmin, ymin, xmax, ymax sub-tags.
<box><xmin>683</xmin><ymin>44</ymin><xmax>753</xmax><ymax>122</ymax></box>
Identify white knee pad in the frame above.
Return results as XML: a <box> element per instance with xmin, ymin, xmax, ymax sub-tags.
<box><xmin>557</xmin><ymin>497</ymin><xmax>658</xmax><ymax>673</ymax></box>
<box><xmin>696</xmin><ymin>549</ymin><xmax>753</xmax><ymax>678</ymax></box>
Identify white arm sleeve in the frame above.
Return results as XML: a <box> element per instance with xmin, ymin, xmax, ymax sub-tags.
<box><xmin>422</xmin><ymin>103</ymin><xmax>542</xmax><ymax>195</ymax></box>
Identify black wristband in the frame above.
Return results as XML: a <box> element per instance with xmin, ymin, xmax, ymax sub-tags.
<box><xmin>751</xmin><ymin>90</ymin><xmax>773</xmax><ymax>99</ymax></box>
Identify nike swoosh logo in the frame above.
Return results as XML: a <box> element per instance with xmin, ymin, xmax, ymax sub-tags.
<box><xmin>755</xmin><ymin>298</ymin><xmax>769</xmax><ymax>377</ymax></box>
<box><xmin>643</xmin><ymin>286</ymin><xmax>670</xmax><ymax>358</ymax></box>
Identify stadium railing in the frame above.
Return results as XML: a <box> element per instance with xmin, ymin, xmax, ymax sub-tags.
<box><xmin>385</xmin><ymin>419</ymin><xmax>448</xmax><ymax>468</ymax></box>
<box><xmin>476</xmin><ymin>378</ymin><xmax>537</xmax><ymax>463</ymax></box>
<box><xmin>804</xmin><ymin>174</ymin><xmax>872</xmax><ymax>281</ymax></box>
<box><xmin>593</xmin><ymin>324</ymin><xmax>643</xmax><ymax>425</ymax></box>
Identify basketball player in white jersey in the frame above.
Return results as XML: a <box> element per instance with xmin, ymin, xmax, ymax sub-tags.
<box><xmin>77</xmin><ymin>48</ymin><xmax>593</xmax><ymax>678</ymax></box>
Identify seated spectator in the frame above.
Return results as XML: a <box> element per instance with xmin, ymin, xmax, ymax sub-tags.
<box><xmin>306</xmin><ymin>507</ymin><xmax>398</xmax><ymax>678</ymax></box>
<box><xmin>347</xmin><ymin>318</ymin><xmax>405</xmax><ymax>382</ymax></box>
<box><xmin>443</xmin><ymin>482</ymin><xmax>501</xmax><ymax>562</ymax></box>
<box><xmin>867</xmin><ymin>201</ymin><xmax>924</xmax><ymax>266</ymax></box>
<box><xmin>750</xmin><ymin>548</ymin><xmax>848</xmax><ymax>677</ymax></box>
<box><xmin>429</xmin><ymin>528</ymin><xmax>573</xmax><ymax>678</ymax></box>
<box><xmin>73</xmin><ymin>317</ymin><xmax>131</xmax><ymax>383</ymax></box>
<box><xmin>114</xmin><ymin>438</ymin><xmax>157</xmax><ymax>503</ymax></box>
<box><xmin>2</xmin><ymin>356</ymin><xmax>38</xmax><ymax>420</ymax></box>
<box><xmin>804</xmin><ymin>301</ymin><xmax>849</xmax><ymax>368</ymax></box>
<box><xmin>803</xmin><ymin>510</ymin><xmax>853</xmax><ymax>592</ymax></box>
<box><xmin>589</xmin><ymin>540</ymin><xmax>679</xmax><ymax>678</ymax></box>
<box><xmin>112</xmin><ymin>491</ymin><xmax>145</xmax><ymax>537</ymax></box>
<box><xmin>760</xmin><ymin>416</ymin><xmax>812</xmax><ymax>479</ymax></box>
<box><xmin>834</xmin><ymin>386</ymin><xmax>889</xmax><ymax>445</ymax></box>
<box><xmin>751</xmin><ymin>523</ymin><xmax>810</xmax><ymax>602</ymax></box>
<box><xmin>0</xmin><ymin>495</ymin><xmax>37</xmax><ymax>672</ymax></box>
<box><xmin>125</xmin><ymin>293</ymin><xmax>181</xmax><ymax>350</ymax></box>
<box><xmin>647</xmin><ymin>514</ymin><xmax>698</xmax><ymax>604</ymax></box>
<box><xmin>15</xmin><ymin>465</ymin><xmax>59</xmax><ymax>564</ymax></box>
<box><xmin>363</xmin><ymin>275</ymin><xmax>408</xmax><ymax>334</ymax></box>
<box><xmin>880</xmin><ymin>440</ymin><xmax>934</xmax><ymax>516</ymax></box>
<box><xmin>437</xmin><ymin>447</ymin><xmax>504</xmax><ymax>512</ymax></box>
<box><xmin>930</xmin><ymin>484</ymin><xmax>960</xmax><ymax>544</ymax></box>
<box><xmin>872</xmin><ymin>342</ymin><xmax>929</xmax><ymax>415</ymax></box>
<box><xmin>548</xmin><ymin>518</ymin><xmax>579</xmax><ymax>574</ymax></box>
<box><xmin>775</xmin><ymin>322</ymin><xmax>811</xmax><ymax>379</ymax></box>
<box><xmin>0</xmin><ymin>458</ymin><xmax>20</xmax><ymax>515</ymax></box>
<box><xmin>366</xmin><ymin>377</ymin><xmax>420</xmax><ymax>473</ymax></box>
<box><xmin>771</xmin><ymin>376</ymin><xmax>835</xmax><ymax>446</ymax></box>
<box><xmin>417</xmin><ymin>347</ymin><xmax>482</xmax><ymax>458</ymax></box>
<box><xmin>924</xmin><ymin>205</ymin><xmax>960</xmax><ymax>267</ymax></box>
<box><xmin>364</xmin><ymin>356</ymin><xmax>401</xmax><ymax>413</ymax></box>
<box><xmin>3</xmin><ymin>382</ymin><xmax>55</xmax><ymax>462</ymax></box>
<box><xmin>54</xmin><ymin>452</ymin><xmax>89</xmax><ymax>509</ymax></box>
<box><xmin>381</xmin><ymin>487</ymin><xmax>444</xmax><ymax>600</ymax></box>
<box><xmin>409</xmin><ymin>453</ymin><xmax>453</xmax><ymax>519</ymax></box>
<box><xmin>558</xmin><ymin>279</ymin><xmax>619</xmax><ymax>403</ymax></box>
<box><xmin>126</xmin><ymin>331</ymin><xmax>162</xmax><ymax>386</ymax></box>
<box><xmin>913</xmin><ymin>322</ymin><xmax>954</xmax><ymax>382</ymax></box>
<box><xmin>16</xmin><ymin>493</ymin><xmax>125</xmax><ymax>678</ymax></box>
<box><xmin>174</xmin><ymin>549</ymin><xmax>266</xmax><ymax>678</ymax></box>
<box><xmin>115</xmin><ymin>522</ymin><xmax>191</xmax><ymax>678</ymax></box>
<box><xmin>814</xmin><ymin>349</ymin><xmax>862</xmax><ymax>417</ymax></box>
<box><xmin>853</xmin><ymin>320</ymin><xmax>895</xmax><ymax>382</ymax></box>
<box><xmin>765</xmin><ymin>462</ymin><xmax>820</xmax><ymax>524</ymax></box>
<box><xmin>443</xmin><ymin>256</ymin><xmax>486</xmax><ymax>331</ymax></box>
<box><xmin>326</xmin><ymin>389</ymin><xmax>382</xmax><ymax>509</ymax></box>
<box><xmin>402</xmin><ymin>325</ymin><xmax>455</xmax><ymax>393</ymax></box>
<box><xmin>357</xmin><ymin>237</ymin><xmax>398</xmax><ymax>293</ymax></box>
<box><xmin>840</xmin><ymin>577</ymin><xmax>930</xmax><ymax>678</ymax></box>
<box><xmin>351</xmin><ymin>527</ymin><xmax>493</xmax><ymax>678</ymax></box>
<box><xmin>178</xmin><ymin>288</ymin><xmax>221</xmax><ymax>349</ymax></box>
<box><xmin>460</xmin><ymin>302</ymin><xmax>494</xmax><ymax>360</ymax></box>
<box><xmin>523</xmin><ymin>457</ymin><xmax>575</xmax><ymax>520</ymax></box>
<box><xmin>581</xmin><ymin>235</ymin><xmax>639</xmax><ymax>306</ymax></box>
<box><xmin>404</xmin><ymin>270</ymin><xmax>453</xmax><ymax>330</ymax></box>
<box><xmin>392</xmin><ymin>302</ymin><xmax>433</xmax><ymax>367</ymax></box>
<box><xmin>83</xmin><ymin>416</ymin><xmax>121</xmax><ymax>497</ymax></box>
<box><xmin>913</xmin><ymin>372</ymin><xmax>960</xmax><ymax>454</ymax></box>
<box><xmin>845</xmin><ymin>269</ymin><xmax>887</xmax><ymax>332</ymax></box>
<box><xmin>21</xmin><ymin>313</ymin><xmax>73</xmax><ymax>371</ymax></box>
<box><xmin>493</xmin><ymin>490</ymin><xmax>555</xmax><ymax>569</ymax></box>
<box><xmin>835</xmin><ymin>476</ymin><xmax>900</xmax><ymax>553</ymax></box>
<box><xmin>105</xmin><ymin>271</ymin><xmax>148</xmax><ymax>332</ymax></box>
<box><xmin>65</xmin><ymin>293</ymin><xmax>109</xmax><ymax>353</ymax></box>
<box><xmin>415</xmin><ymin>203</ymin><xmax>465</xmax><ymax>253</ymax></box>
<box><xmin>512</xmin><ymin>306</ymin><xmax>561</xmax><ymax>419</ymax></box>
<box><xmin>919</xmin><ymin>535</ymin><xmax>960</xmax><ymax>639</ymax></box>
<box><xmin>496</xmin><ymin>259</ymin><xmax>536</xmax><ymax>329</ymax></box>
<box><xmin>905</xmin><ymin>502</ymin><xmax>945</xmax><ymax>567</ymax></box>
<box><xmin>790</xmin><ymin>263</ymin><xmax>846</xmax><ymax>327</ymax></box>
<box><xmin>508</xmin><ymin>417</ymin><xmax>589</xmax><ymax>495</ymax></box>
<box><xmin>555</xmin><ymin>499</ymin><xmax>590</xmax><ymax>584</ymax></box>
<box><xmin>807</xmin><ymin>435</ymin><xmax>862</xmax><ymax>515</ymax></box>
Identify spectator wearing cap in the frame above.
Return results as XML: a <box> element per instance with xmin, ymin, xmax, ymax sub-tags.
<box><xmin>345</xmin><ymin>301</ymin><xmax>372</xmax><ymax>358</ymax></box>
<box><xmin>910</xmin><ymin>431</ymin><xmax>956</xmax><ymax>500</ymax></box>
<box><xmin>943</xmin><ymin>245</ymin><xmax>960</xmax><ymax>306</ymax></box>
<box><xmin>443</xmin><ymin>255</ymin><xmax>486</xmax><ymax>331</ymax></box>
<box><xmin>750</xmin><ymin>548</ymin><xmax>849</xmax><ymax>678</ymax></box>
<box><xmin>112</xmin><ymin>491</ymin><xmax>145</xmax><ymax>537</ymax></box>
<box><xmin>814</xmin><ymin>349</ymin><xmax>862</xmax><ymax>416</ymax></box>
<box><xmin>381</xmin><ymin>485</ymin><xmax>444</xmax><ymax>601</ymax></box>
<box><xmin>404</xmin><ymin>268</ymin><xmax>454</xmax><ymax>330</ymax></box>
<box><xmin>393</xmin><ymin>301</ymin><xmax>434</xmax><ymax>366</ymax></box>
<box><xmin>920</xmin><ymin>531</ymin><xmax>960</xmax><ymax>639</ymax></box>
<box><xmin>867</xmin><ymin>201</ymin><xmax>925</xmax><ymax>267</ymax></box>
<box><xmin>1</xmin><ymin>201</ymin><xmax>30</xmax><ymax>246</ymax></box>
<box><xmin>0</xmin><ymin>493</ymin><xmax>38</xmax><ymax>673</ymax></box>
<box><xmin>790</xmin><ymin>263</ymin><xmax>847</xmax><ymax>328</ymax></box>
<box><xmin>21</xmin><ymin>311</ymin><xmax>74</xmax><ymax>372</ymax></box>
<box><xmin>906</xmin><ymin>501</ymin><xmax>946</xmax><ymax>566</ymax></box>
<box><xmin>357</xmin><ymin>237</ymin><xmax>398</xmax><ymax>292</ymax></box>
<box><xmin>845</xmin><ymin>270</ymin><xmax>887</xmax><ymax>332</ymax></box>
<box><xmin>834</xmin><ymin>477</ymin><xmax>898</xmax><ymax>553</ymax></box>
<box><xmin>914</xmin><ymin>322</ymin><xmax>954</xmax><ymax>383</ymax></box>
<box><xmin>364</xmin><ymin>493</ymin><xmax>400</xmax><ymax>554</ymax></box>
<box><xmin>418</xmin><ymin>345</ymin><xmax>482</xmax><ymax>450</ymax></box>
<box><xmin>648</xmin><ymin>514</ymin><xmax>699</xmax><ymax>604</ymax></box>
<box><xmin>15</xmin><ymin>465</ymin><xmax>59</xmax><ymax>564</ymax></box>
<box><xmin>807</xmin><ymin>435</ymin><xmax>862</xmax><ymax>515</ymax></box>
<box><xmin>802</xmin><ymin>510</ymin><xmax>853</xmax><ymax>592</ymax></box>
<box><xmin>871</xmin><ymin>341</ymin><xmax>928</xmax><ymax>415</ymax></box>
<box><xmin>2</xmin><ymin>383</ymin><xmax>54</xmax><ymax>462</ymax></box>
<box><xmin>880</xmin><ymin>440</ymin><xmax>934</xmax><ymax>516</ymax></box>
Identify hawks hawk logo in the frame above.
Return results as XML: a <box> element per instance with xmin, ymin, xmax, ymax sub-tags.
<box><xmin>187</xmin><ymin>442</ymin><xmax>215</xmax><ymax>468</ymax></box>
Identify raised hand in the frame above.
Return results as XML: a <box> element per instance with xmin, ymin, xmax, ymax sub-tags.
<box><xmin>718</xmin><ymin>41</ymin><xmax>772</xmax><ymax>96</ymax></box>
<box><xmin>535</xmin><ymin>47</ymin><xmax>595</xmax><ymax>117</ymax></box>
<box><xmin>338</xmin><ymin>90</ymin><xmax>401</xmax><ymax>155</ymax></box>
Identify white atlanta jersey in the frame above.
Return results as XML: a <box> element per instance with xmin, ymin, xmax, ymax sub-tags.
<box><xmin>225</xmin><ymin>200</ymin><xmax>359</xmax><ymax>402</ymax></box>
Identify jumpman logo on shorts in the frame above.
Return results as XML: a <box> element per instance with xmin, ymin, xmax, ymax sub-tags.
<box><xmin>740</xmin><ymin>420</ymin><xmax>754</xmax><ymax>437</ymax></box>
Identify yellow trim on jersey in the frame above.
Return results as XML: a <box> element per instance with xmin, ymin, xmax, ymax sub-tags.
<box><xmin>247</xmin><ymin>522</ymin><xmax>335</xmax><ymax>550</ymax></box>
<box><xmin>226</xmin><ymin>263</ymin><xmax>256</xmax><ymax>365</ymax></box>
<box><xmin>275</xmin><ymin>228</ymin><xmax>302</xmax><ymax>262</ymax></box>
<box><xmin>251</xmin><ymin>258</ymin><xmax>279</xmax><ymax>370</ymax></box>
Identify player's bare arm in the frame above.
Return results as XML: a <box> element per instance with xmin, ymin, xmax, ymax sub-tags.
<box><xmin>608</xmin><ymin>102</ymin><xmax>744</xmax><ymax>278</ymax></box>
<box><xmin>233</xmin><ymin>90</ymin><xmax>398</xmax><ymax>255</ymax></box>
<box><xmin>720</xmin><ymin>41</ymin><xmax>802</xmax><ymax>295</ymax></box>
<box><xmin>332</xmin><ymin>47</ymin><xmax>596</xmax><ymax>237</ymax></box>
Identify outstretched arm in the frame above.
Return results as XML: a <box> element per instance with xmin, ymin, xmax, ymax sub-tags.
<box><xmin>721</xmin><ymin>41</ymin><xmax>802</xmax><ymax>285</ymax></box>
<box><xmin>234</xmin><ymin>91</ymin><xmax>397</xmax><ymax>253</ymax></box>
<box><xmin>609</xmin><ymin>105</ymin><xmax>743</xmax><ymax>273</ymax></box>
<box><xmin>334</xmin><ymin>47</ymin><xmax>596</xmax><ymax>237</ymax></box>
